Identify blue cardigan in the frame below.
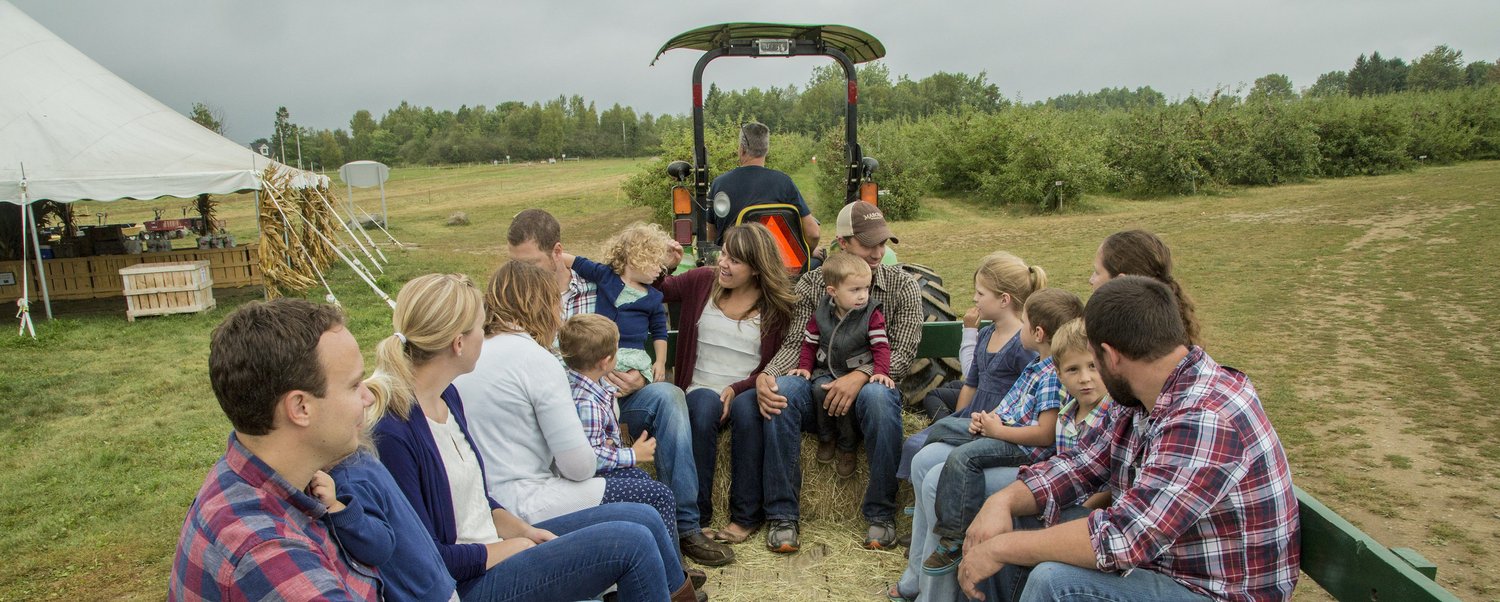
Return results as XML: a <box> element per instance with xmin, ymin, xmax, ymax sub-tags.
<box><xmin>373</xmin><ymin>385</ymin><xmax>503</xmax><ymax>586</ymax></box>
<box><xmin>327</xmin><ymin>451</ymin><xmax>458</xmax><ymax>601</ymax></box>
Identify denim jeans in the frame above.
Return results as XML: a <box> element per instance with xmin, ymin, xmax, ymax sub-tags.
<box><xmin>810</xmin><ymin>373</ymin><xmax>858</xmax><ymax>451</ymax></box>
<box><xmin>618</xmin><ymin>381</ymin><xmax>699</xmax><ymax>536</ymax></box>
<box><xmin>684</xmin><ymin>386</ymin><xmax>758</xmax><ymax>526</ymax></box>
<box><xmin>754</xmin><ymin>375</ymin><xmax>904</xmax><ymax>523</ymax></box>
<box><xmin>456</xmin><ymin>502</ymin><xmax>684</xmax><ymax>602</ymax></box>
<box><xmin>984</xmin><ymin>558</ymin><xmax>1210</xmax><ymax>602</ymax></box>
<box><xmin>932</xmin><ymin>437</ymin><xmax>1031</xmax><ymax>541</ymax></box>
<box><xmin>898</xmin><ymin>443</ymin><xmax>1020</xmax><ymax>602</ymax></box>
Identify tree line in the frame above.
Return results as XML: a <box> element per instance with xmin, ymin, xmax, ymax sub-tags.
<box><xmin>187</xmin><ymin>43</ymin><xmax>1498</xmax><ymax>176</ymax></box>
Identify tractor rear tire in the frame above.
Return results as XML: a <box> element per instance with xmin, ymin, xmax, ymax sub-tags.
<box><xmin>896</xmin><ymin>263</ymin><xmax>963</xmax><ymax>407</ymax></box>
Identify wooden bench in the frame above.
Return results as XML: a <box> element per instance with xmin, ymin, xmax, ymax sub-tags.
<box><xmin>665</xmin><ymin>320</ymin><xmax>1462</xmax><ymax>601</ymax></box>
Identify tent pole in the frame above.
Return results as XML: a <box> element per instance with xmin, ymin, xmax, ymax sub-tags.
<box><xmin>25</xmin><ymin>201</ymin><xmax>53</xmax><ymax>320</ymax></box>
<box><xmin>379</xmin><ymin>178</ymin><xmax>388</xmax><ymax>228</ymax></box>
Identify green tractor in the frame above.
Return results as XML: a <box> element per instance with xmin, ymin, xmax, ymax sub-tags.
<box><xmin>653</xmin><ymin>22</ymin><xmax>961</xmax><ymax>405</ymax></box>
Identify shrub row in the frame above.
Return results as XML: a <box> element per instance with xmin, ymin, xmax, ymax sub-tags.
<box><xmin>628</xmin><ymin>86</ymin><xmax>1500</xmax><ymax>220</ymax></box>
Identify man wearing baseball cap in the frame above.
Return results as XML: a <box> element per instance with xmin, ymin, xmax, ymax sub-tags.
<box><xmin>733</xmin><ymin>200</ymin><xmax>923</xmax><ymax>553</ymax></box>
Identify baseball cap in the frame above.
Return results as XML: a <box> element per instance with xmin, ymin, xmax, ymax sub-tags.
<box><xmin>835</xmin><ymin>201</ymin><xmax>899</xmax><ymax>247</ymax></box>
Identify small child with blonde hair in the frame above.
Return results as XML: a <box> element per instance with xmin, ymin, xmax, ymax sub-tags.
<box><xmin>562</xmin><ymin>222</ymin><xmax>674</xmax><ymax>383</ymax></box>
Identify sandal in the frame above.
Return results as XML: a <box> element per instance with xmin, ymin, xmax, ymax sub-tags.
<box><xmin>710</xmin><ymin>523</ymin><xmax>759</xmax><ymax>544</ymax></box>
<box><xmin>887</xmin><ymin>583</ymin><xmax>915</xmax><ymax>602</ymax></box>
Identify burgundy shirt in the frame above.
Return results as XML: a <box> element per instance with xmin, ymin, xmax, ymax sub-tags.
<box><xmin>657</xmin><ymin>267</ymin><xmax>789</xmax><ymax>396</ymax></box>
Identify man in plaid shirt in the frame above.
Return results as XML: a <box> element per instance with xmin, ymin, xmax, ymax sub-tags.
<box><xmin>959</xmin><ymin>276</ymin><xmax>1299</xmax><ymax>602</ymax></box>
<box><xmin>170</xmin><ymin>299</ymin><xmax>378</xmax><ymax>601</ymax></box>
<box><xmin>749</xmin><ymin>201</ymin><xmax>924</xmax><ymax>553</ymax></box>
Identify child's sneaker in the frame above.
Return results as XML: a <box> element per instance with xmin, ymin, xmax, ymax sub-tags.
<box><xmin>816</xmin><ymin>439</ymin><xmax>836</xmax><ymax>464</ymax></box>
<box><xmin>921</xmin><ymin>537</ymin><xmax>963</xmax><ymax>575</ymax></box>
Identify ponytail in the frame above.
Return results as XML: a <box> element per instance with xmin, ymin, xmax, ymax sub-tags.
<box><xmin>367</xmin><ymin>334</ymin><xmax>418</xmax><ymax>422</ymax></box>
<box><xmin>1027</xmin><ymin>264</ymin><xmax>1048</xmax><ymax>293</ymax></box>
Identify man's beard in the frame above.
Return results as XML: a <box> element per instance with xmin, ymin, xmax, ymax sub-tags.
<box><xmin>1100</xmin><ymin>359</ymin><xmax>1143</xmax><ymax>409</ymax></box>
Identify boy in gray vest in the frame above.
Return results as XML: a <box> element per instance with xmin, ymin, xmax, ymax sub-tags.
<box><xmin>788</xmin><ymin>251</ymin><xmax>895</xmax><ymax>477</ymax></box>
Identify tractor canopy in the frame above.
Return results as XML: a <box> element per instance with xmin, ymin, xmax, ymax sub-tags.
<box><xmin>651</xmin><ymin>22</ymin><xmax>886</xmax><ymax>65</ymax></box>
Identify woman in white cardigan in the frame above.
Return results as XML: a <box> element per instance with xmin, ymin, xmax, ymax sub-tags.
<box><xmin>454</xmin><ymin>261</ymin><xmax>706</xmax><ymax>597</ymax></box>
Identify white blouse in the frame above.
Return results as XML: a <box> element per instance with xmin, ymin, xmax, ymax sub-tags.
<box><xmin>689</xmin><ymin>299</ymin><xmax>763</xmax><ymax>394</ymax></box>
<box><xmin>426</xmin><ymin>415</ymin><xmax>501</xmax><ymax>545</ymax></box>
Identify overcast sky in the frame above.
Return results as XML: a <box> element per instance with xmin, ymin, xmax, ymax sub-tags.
<box><xmin>12</xmin><ymin>0</ymin><xmax>1500</xmax><ymax>144</ymax></box>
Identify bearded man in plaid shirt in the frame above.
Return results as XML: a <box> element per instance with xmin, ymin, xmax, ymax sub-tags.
<box><xmin>959</xmin><ymin>276</ymin><xmax>1299</xmax><ymax>602</ymax></box>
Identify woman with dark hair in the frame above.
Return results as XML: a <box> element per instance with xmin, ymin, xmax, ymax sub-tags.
<box><xmin>656</xmin><ymin>223</ymin><xmax>799</xmax><ymax>545</ymax></box>
<box><xmin>1091</xmin><ymin>229</ymin><xmax>1201</xmax><ymax>345</ymax></box>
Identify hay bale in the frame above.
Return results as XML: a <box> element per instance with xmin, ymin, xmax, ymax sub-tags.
<box><xmin>682</xmin><ymin>409</ymin><xmax>932</xmax><ymax>600</ymax></box>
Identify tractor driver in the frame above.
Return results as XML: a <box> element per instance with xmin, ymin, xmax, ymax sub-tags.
<box><xmin>707</xmin><ymin>122</ymin><xmax>820</xmax><ymax>251</ymax></box>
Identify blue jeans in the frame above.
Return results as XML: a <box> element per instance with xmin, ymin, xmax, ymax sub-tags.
<box><xmin>684</xmin><ymin>386</ymin><xmax>757</xmax><ymax>526</ymax></box>
<box><xmin>900</xmin><ymin>443</ymin><xmax>1023</xmax><ymax>602</ymax></box>
<box><xmin>932</xmin><ymin>437</ymin><xmax>1031</xmax><ymax>541</ymax></box>
<box><xmin>457</xmin><ymin>503</ymin><xmax>684</xmax><ymax>602</ymax></box>
<box><xmin>984</xmin><ymin>559</ymin><xmax>1211</xmax><ymax>602</ymax></box>
<box><xmin>752</xmin><ymin>375</ymin><xmax>903</xmax><ymax>523</ymax></box>
<box><xmin>619</xmin><ymin>381</ymin><xmax>699</xmax><ymax>536</ymax></box>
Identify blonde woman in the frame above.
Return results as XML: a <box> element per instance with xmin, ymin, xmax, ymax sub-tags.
<box><xmin>367</xmin><ymin>273</ymin><xmax>695</xmax><ymax>601</ymax></box>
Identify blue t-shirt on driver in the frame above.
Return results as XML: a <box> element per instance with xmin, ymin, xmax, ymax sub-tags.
<box><xmin>708</xmin><ymin>165</ymin><xmax>811</xmax><ymax>242</ymax></box>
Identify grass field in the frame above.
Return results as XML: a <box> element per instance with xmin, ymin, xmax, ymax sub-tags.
<box><xmin>1</xmin><ymin>158</ymin><xmax>1496</xmax><ymax>600</ymax></box>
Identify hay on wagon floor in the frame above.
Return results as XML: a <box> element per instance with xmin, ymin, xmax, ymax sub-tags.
<box><xmin>640</xmin><ymin>408</ymin><xmax>934</xmax><ymax>601</ymax></box>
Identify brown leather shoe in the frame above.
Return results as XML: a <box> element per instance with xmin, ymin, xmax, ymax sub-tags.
<box><xmin>816</xmin><ymin>439</ymin><xmax>836</xmax><ymax>463</ymax></box>
<box><xmin>684</xmin><ymin>567</ymin><xmax>707</xmax><ymax>589</ymax></box>
<box><xmin>669</xmin><ymin>579</ymin><xmax>703</xmax><ymax>602</ymax></box>
<box><xmin>680</xmin><ymin>530</ymin><xmax>735</xmax><ymax>566</ymax></box>
<box><xmin>836</xmin><ymin>450</ymin><xmax>857</xmax><ymax>478</ymax></box>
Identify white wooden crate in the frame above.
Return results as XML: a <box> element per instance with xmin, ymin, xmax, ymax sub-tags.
<box><xmin>120</xmin><ymin>260</ymin><xmax>215</xmax><ymax>321</ymax></box>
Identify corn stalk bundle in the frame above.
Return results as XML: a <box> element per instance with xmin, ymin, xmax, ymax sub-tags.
<box><xmin>257</xmin><ymin>165</ymin><xmax>336</xmax><ymax>298</ymax></box>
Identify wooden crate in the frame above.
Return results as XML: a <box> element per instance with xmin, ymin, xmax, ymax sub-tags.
<box><xmin>120</xmin><ymin>261</ymin><xmax>215</xmax><ymax>322</ymax></box>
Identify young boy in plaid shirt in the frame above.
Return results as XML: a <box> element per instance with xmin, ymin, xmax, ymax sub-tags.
<box><xmin>559</xmin><ymin>314</ymin><xmax>677</xmax><ymax>536</ymax></box>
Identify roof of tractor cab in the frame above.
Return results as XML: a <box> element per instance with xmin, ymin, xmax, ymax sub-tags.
<box><xmin>651</xmin><ymin>22</ymin><xmax>885</xmax><ymax>66</ymax></box>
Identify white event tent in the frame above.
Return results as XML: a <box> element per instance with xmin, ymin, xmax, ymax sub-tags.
<box><xmin>0</xmin><ymin>0</ymin><xmax>324</xmax><ymax>329</ymax></box>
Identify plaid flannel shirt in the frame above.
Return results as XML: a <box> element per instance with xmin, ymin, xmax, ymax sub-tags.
<box><xmin>992</xmin><ymin>356</ymin><xmax>1065</xmax><ymax>462</ymax></box>
<box><xmin>1056</xmin><ymin>395</ymin><xmax>1112</xmax><ymax>453</ymax></box>
<box><xmin>1019</xmin><ymin>347</ymin><xmax>1300</xmax><ymax>602</ymax></box>
<box><xmin>766</xmin><ymin>262</ymin><xmax>922</xmax><ymax>379</ymax></box>
<box><xmin>567</xmin><ymin>369</ymin><xmax>633</xmax><ymax>474</ymax></box>
<box><xmin>561</xmin><ymin>269</ymin><xmax>597</xmax><ymax>321</ymax></box>
<box><xmin>169</xmin><ymin>435</ymin><xmax>379</xmax><ymax>602</ymax></box>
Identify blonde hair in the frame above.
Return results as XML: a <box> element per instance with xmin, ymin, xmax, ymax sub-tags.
<box><xmin>975</xmin><ymin>251</ymin><xmax>1047</xmax><ymax>314</ymax></box>
<box><xmin>484</xmin><ymin>260</ymin><xmax>562</xmax><ymax>344</ymax></box>
<box><xmin>1022</xmin><ymin>288</ymin><xmax>1085</xmax><ymax>347</ymax></box>
<box><xmin>822</xmin><ymin>251</ymin><xmax>871</xmax><ymax>287</ymax></box>
<box><xmin>1049</xmin><ymin>319</ymin><xmax>1090</xmax><ymax>365</ymax></box>
<box><xmin>715</xmin><ymin>223</ymin><xmax>797</xmax><ymax>332</ymax></box>
<box><xmin>366</xmin><ymin>274</ymin><xmax>484</xmax><ymax>424</ymax></box>
<box><xmin>604</xmin><ymin>222</ymin><xmax>673</xmax><ymax>277</ymax></box>
<box><xmin>559</xmin><ymin>314</ymin><xmax>619</xmax><ymax>371</ymax></box>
